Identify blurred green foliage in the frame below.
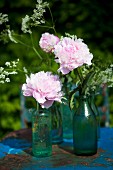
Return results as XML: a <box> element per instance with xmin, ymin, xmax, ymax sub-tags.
<box><xmin>0</xmin><ymin>0</ymin><xmax>113</xmax><ymax>138</ymax></box>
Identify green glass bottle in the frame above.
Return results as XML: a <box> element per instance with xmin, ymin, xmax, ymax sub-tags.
<box><xmin>89</xmin><ymin>94</ymin><xmax>100</xmax><ymax>139</ymax></box>
<box><xmin>61</xmin><ymin>101</ymin><xmax>74</xmax><ymax>142</ymax></box>
<box><xmin>73</xmin><ymin>96</ymin><xmax>97</xmax><ymax>155</ymax></box>
<box><xmin>50</xmin><ymin>103</ymin><xmax>63</xmax><ymax>144</ymax></box>
<box><xmin>32</xmin><ymin>109</ymin><xmax>52</xmax><ymax>157</ymax></box>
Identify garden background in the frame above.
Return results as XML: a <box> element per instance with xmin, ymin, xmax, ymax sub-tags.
<box><xmin>0</xmin><ymin>0</ymin><xmax>113</xmax><ymax>139</ymax></box>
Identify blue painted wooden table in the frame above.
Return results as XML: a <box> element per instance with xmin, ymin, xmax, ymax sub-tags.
<box><xmin>0</xmin><ymin>128</ymin><xmax>113</xmax><ymax>170</ymax></box>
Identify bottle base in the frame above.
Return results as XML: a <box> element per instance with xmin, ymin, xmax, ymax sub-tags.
<box><xmin>52</xmin><ymin>139</ymin><xmax>63</xmax><ymax>144</ymax></box>
<box><xmin>52</xmin><ymin>136</ymin><xmax>63</xmax><ymax>144</ymax></box>
<box><xmin>74</xmin><ymin>149</ymin><xmax>97</xmax><ymax>156</ymax></box>
<box><xmin>33</xmin><ymin>150</ymin><xmax>52</xmax><ymax>157</ymax></box>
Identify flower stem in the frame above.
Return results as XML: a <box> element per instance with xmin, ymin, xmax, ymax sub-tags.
<box><xmin>30</xmin><ymin>33</ymin><xmax>42</xmax><ymax>59</ymax></box>
<box><xmin>76</xmin><ymin>68</ymin><xmax>84</xmax><ymax>85</ymax></box>
<box><xmin>48</xmin><ymin>6</ymin><xmax>57</xmax><ymax>34</ymax></box>
<box><xmin>13</xmin><ymin>36</ymin><xmax>32</xmax><ymax>48</ymax></box>
<box><xmin>36</xmin><ymin>25</ymin><xmax>53</xmax><ymax>29</ymax></box>
<box><xmin>14</xmin><ymin>33</ymin><xmax>42</xmax><ymax>59</ymax></box>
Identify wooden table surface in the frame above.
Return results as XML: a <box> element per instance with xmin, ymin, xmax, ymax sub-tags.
<box><xmin>0</xmin><ymin>127</ymin><xmax>113</xmax><ymax>170</ymax></box>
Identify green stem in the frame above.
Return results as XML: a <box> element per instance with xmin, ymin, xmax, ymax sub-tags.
<box><xmin>37</xmin><ymin>102</ymin><xmax>39</xmax><ymax>111</ymax></box>
<box><xmin>36</xmin><ymin>24</ymin><xmax>53</xmax><ymax>29</ymax></box>
<box><xmin>48</xmin><ymin>6</ymin><xmax>57</xmax><ymax>34</ymax></box>
<box><xmin>16</xmin><ymin>68</ymin><xmax>28</xmax><ymax>73</ymax></box>
<box><xmin>13</xmin><ymin>33</ymin><xmax>42</xmax><ymax>59</ymax></box>
<box><xmin>6</xmin><ymin>68</ymin><xmax>27</xmax><ymax>73</ymax></box>
<box><xmin>14</xmin><ymin>37</ymin><xmax>32</xmax><ymax>48</ymax></box>
<box><xmin>69</xmin><ymin>85</ymin><xmax>80</xmax><ymax>110</ymax></box>
<box><xmin>33</xmin><ymin>46</ymin><xmax>42</xmax><ymax>59</ymax></box>
<box><xmin>30</xmin><ymin>34</ymin><xmax>42</xmax><ymax>59</ymax></box>
<box><xmin>76</xmin><ymin>68</ymin><xmax>84</xmax><ymax>85</ymax></box>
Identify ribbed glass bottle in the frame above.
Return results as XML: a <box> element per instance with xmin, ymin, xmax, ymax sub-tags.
<box><xmin>32</xmin><ymin>109</ymin><xmax>52</xmax><ymax>157</ymax></box>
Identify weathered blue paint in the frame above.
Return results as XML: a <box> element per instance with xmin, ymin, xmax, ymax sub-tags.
<box><xmin>2</xmin><ymin>138</ymin><xmax>31</xmax><ymax>149</ymax></box>
<box><xmin>0</xmin><ymin>128</ymin><xmax>113</xmax><ymax>170</ymax></box>
<box><xmin>0</xmin><ymin>143</ymin><xmax>22</xmax><ymax>158</ymax></box>
<box><xmin>0</xmin><ymin>137</ymin><xmax>31</xmax><ymax>160</ymax></box>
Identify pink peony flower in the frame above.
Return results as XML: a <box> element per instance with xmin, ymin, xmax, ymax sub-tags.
<box><xmin>22</xmin><ymin>71</ymin><xmax>63</xmax><ymax>108</ymax></box>
<box><xmin>54</xmin><ymin>37</ymin><xmax>93</xmax><ymax>74</ymax></box>
<box><xmin>39</xmin><ymin>32</ymin><xmax>60</xmax><ymax>53</ymax></box>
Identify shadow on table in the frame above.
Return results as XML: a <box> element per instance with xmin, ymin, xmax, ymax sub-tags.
<box><xmin>58</xmin><ymin>141</ymin><xmax>74</xmax><ymax>154</ymax></box>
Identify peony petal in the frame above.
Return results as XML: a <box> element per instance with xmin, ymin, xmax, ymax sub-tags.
<box><xmin>22</xmin><ymin>84</ymin><xmax>33</xmax><ymax>96</ymax></box>
<box><xmin>58</xmin><ymin>67</ymin><xmax>70</xmax><ymax>75</ymax></box>
<box><xmin>33</xmin><ymin>91</ymin><xmax>46</xmax><ymax>103</ymax></box>
<box><xmin>41</xmin><ymin>100</ymin><xmax>54</xmax><ymax>108</ymax></box>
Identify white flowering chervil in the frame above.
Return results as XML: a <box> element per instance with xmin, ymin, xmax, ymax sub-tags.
<box><xmin>5</xmin><ymin>78</ymin><xmax>10</xmax><ymax>82</ymax></box>
<box><xmin>21</xmin><ymin>15</ymin><xmax>32</xmax><ymax>34</ymax></box>
<box><xmin>0</xmin><ymin>59</ymin><xmax>20</xmax><ymax>84</ymax></box>
<box><xmin>0</xmin><ymin>13</ymin><xmax>8</xmax><ymax>25</ymax></box>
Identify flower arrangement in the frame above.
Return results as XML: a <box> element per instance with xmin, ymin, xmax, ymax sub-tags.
<box><xmin>38</xmin><ymin>31</ymin><xmax>113</xmax><ymax>108</ymax></box>
<box><xmin>0</xmin><ymin>0</ymin><xmax>113</xmax><ymax>109</ymax></box>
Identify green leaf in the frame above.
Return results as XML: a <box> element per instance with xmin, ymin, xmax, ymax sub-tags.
<box><xmin>69</xmin><ymin>86</ymin><xmax>80</xmax><ymax>110</ymax></box>
<box><xmin>81</xmin><ymin>71</ymin><xmax>95</xmax><ymax>95</ymax></box>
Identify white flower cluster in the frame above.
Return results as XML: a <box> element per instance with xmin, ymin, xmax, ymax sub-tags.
<box><xmin>96</xmin><ymin>67</ymin><xmax>113</xmax><ymax>89</ymax></box>
<box><xmin>0</xmin><ymin>13</ymin><xmax>10</xmax><ymax>43</ymax></box>
<box><xmin>65</xmin><ymin>33</ymin><xmax>77</xmax><ymax>40</ymax></box>
<box><xmin>0</xmin><ymin>1</ymin><xmax>50</xmax><ymax>84</ymax></box>
<box><xmin>0</xmin><ymin>0</ymin><xmax>54</xmax><ymax>60</ymax></box>
<box><xmin>7</xmin><ymin>29</ymin><xmax>17</xmax><ymax>43</ymax></box>
<box><xmin>21</xmin><ymin>0</ymin><xmax>49</xmax><ymax>34</ymax></box>
<box><xmin>0</xmin><ymin>59</ymin><xmax>28</xmax><ymax>84</ymax></box>
<box><xmin>0</xmin><ymin>13</ymin><xmax>8</xmax><ymax>25</ymax></box>
<box><xmin>21</xmin><ymin>15</ymin><xmax>32</xmax><ymax>34</ymax></box>
<box><xmin>80</xmin><ymin>64</ymin><xmax>113</xmax><ymax>96</ymax></box>
<box><xmin>0</xmin><ymin>29</ymin><xmax>9</xmax><ymax>43</ymax></box>
<box><xmin>0</xmin><ymin>59</ymin><xmax>19</xmax><ymax>84</ymax></box>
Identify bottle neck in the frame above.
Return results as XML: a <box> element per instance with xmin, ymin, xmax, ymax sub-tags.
<box><xmin>79</xmin><ymin>97</ymin><xmax>89</xmax><ymax>107</ymax></box>
<box><xmin>78</xmin><ymin>96</ymin><xmax>92</xmax><ymax>117</ymax></box>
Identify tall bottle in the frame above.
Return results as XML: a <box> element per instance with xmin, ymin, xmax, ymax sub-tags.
<box><xmin>89</xmin><ymin>94</ymin><xmax>100</xmax><ymax>139</ymax></box>
<box><xmin>73</xmin><ymin>95</ymin><xmax>97</xmax><ymax>155</ymax></box>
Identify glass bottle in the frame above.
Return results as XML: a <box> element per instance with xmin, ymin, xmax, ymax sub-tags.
<box><xmin>50</xmin><ymin>103</ymin><xmax>63</xmax><ymax>144</ymax></box>
<box><xmin>61</xmin><ymin>82</ymin><xmax>78</xmax><ymax>142</ymax></box>
<box><xmin>61</xmin><ymin>101</ymin><xmax>74</xmax><ymax>142</ymax></box>
<box><xmin>60</xmin><ymin>82</ymin><xmax>79</xmax><ymax>143</ymax></box>
<box><xmin>89</xmin><ymin>94</ymin><xmax>100</xmax><ymax>139</ymax></box>
<box><xmin>73</xmin><ymin>95</ymin><xmax>97</xmax><ymax>155</ymax></box>
<box><xmin>32</xmin><ymin>109</ymin><xmax>52</xmax><ymax>157</ymax></box>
